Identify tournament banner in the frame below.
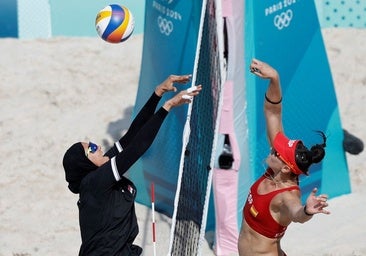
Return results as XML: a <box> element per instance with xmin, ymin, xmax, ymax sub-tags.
<box><xmin>244</xmin><ymin>0</ymin><xmax>351</xmax><ymax>201</ymax></box>
<box><xmin>130</xmin><ymin>0</ymin><xmax>203</xmax><ymax>217</ymax></box>
<box><xmin>0</xmin><ymin>0</ymin><xmax>18</xmax><ymax>37</ymax></box>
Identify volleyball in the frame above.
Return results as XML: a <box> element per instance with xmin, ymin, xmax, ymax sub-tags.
<box><xmin>95</xmin><ymin>4</ymin><xmax>135</xmax><ymax>44</ymax></box>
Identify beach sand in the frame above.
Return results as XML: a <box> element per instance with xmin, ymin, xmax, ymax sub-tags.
<box><xmin>0</xmin><ymin>28</ymin><xmax>365</xmax><ymax>256</ymax></box>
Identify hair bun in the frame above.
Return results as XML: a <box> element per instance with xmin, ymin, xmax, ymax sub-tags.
<box><xmin>295</xmin><ymin>131</ymin><xmax>327</xmax><ymax>173</ymax></box>
<box><xmin>310</xmin><ymin>144</ymin><xmax>325</xmax><ymax>163</ymax></box>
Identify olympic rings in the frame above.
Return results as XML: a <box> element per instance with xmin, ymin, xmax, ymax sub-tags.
<box><xmin>274</xmin><ymin>9</ymin><xmax>293</xmax><ymax>30</ymax></box>
<box><xmin>157</xmin><ymin>16</ymin><xmax>174</xmax><ymax>36</ymax></box>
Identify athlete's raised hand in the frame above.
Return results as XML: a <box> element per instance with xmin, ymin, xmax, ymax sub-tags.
<box><xmin>155</xmin><ymin>74</ymin><xmax>192</xmax><ymax>97</ymax></box>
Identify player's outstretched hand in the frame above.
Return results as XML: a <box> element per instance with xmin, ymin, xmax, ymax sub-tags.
<box><xmin>163</xmin><ymin>85</ymin><xmax>202</xmax><ymax>111</ymax></box>
<box><xmin>249</xmin><ymin>58</ymin><xmax>279</xmax><ymax>81</ymax></box>
<box><xmin>155</xmin><ymin>75</ymin><xmax>193</xmax><ymax>97</ymax></box>
<box><xmin>304</xmin><ymin>188</ymin><xmax>330</xmax><ymax>215</ymax></box>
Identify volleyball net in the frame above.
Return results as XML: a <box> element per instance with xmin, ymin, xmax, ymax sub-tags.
<box><xmin>168</xmin><ymin>0</ymin><xmax>225</xmax><ymax>254</ymax></box>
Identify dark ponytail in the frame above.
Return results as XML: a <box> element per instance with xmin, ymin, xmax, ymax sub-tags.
<box><xmin>310</xmin><ymin>131</ymin><xmax>327</xmax><ymax>163</ymax></box>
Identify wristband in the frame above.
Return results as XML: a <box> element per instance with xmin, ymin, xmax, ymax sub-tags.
<box><xmin>304</xmin><ymin>205</ymin><xmax>313</xmax><ymax>216</ymax></box>
<box><xmin>265</xmin><ymin>93</ymin><xmax>282</xmax><ymax>104</ymax></box>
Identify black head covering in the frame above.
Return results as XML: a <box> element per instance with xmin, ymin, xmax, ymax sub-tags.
<box><xmin>63</xmin><ymin>142</ymin><xmax>98</xmax><ymax>194</ymax></box>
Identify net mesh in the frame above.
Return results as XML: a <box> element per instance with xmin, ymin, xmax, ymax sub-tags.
<box><xmin>170</xmin><ymin>0</ymin><xmax>222</xmax><ymax>255</ymax></box>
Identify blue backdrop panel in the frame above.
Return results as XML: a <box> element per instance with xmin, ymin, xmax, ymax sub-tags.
<box><xmin>244</xmin><ymin>0</ymin><xmax>351</xmax><ymax>201</ymax></box>
<box><xmin>0</xmin><ymin>0</ymin><xmax>18</xmax><ymax>38</ymax></box>
<box><xmin>129</xmin><ymin>0</ymin><xmax>203</xmax><ymax>217</ymax></box>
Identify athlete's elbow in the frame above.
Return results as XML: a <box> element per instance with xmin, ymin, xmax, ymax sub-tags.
<box><xmin>294</xmin><ymin>219</ymin><xmax>307</xmax><ymax>224</ymax></box>
<box><xmin>293</xmin><ymin>215</ymin><xmax>312</xmax><ymax>224</ymax></box>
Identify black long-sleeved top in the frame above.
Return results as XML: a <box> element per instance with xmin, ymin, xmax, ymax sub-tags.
<box><xmin>78</xmin><ymin>93</ymin><xmax>167</xmax><ymax>256</ymax></box>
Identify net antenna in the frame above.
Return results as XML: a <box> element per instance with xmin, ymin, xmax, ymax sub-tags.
<box><xmin>151</xmin><ymin>183</ymin><xmax>157</xmax><ymax>256</ymax></box>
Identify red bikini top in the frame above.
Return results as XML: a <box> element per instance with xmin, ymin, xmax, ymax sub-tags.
<box><xmin>243</xmin><ymin>169</ymin><xmax>300</xmax><ymax>238</ymax></box>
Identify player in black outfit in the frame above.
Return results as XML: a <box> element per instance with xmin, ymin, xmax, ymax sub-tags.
<box><xmin>62</xmin><ymin>75</ymin><xmax>201</xmax><ymax>256</ymax></box>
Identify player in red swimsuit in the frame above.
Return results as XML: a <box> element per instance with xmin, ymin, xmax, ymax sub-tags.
<box><xmin>238</xmin><ymin>59</ymin><xmax>331</xmax><ymax>256</ymax></box>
